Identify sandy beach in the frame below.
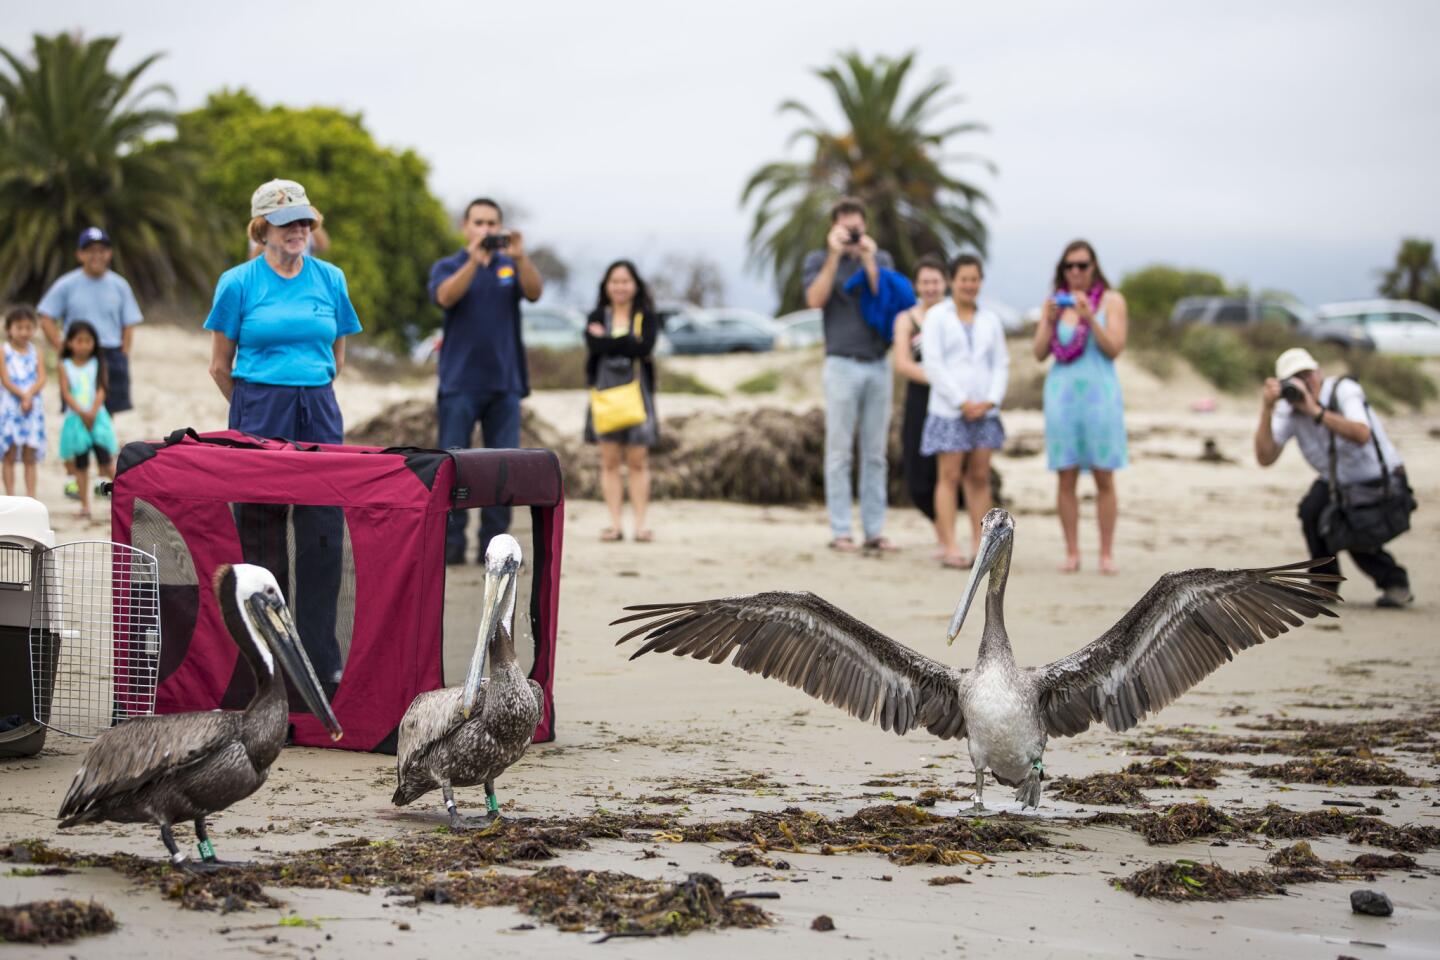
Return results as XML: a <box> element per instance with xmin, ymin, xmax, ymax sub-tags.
<box><xmin>2</xmin><ymin>321</ymin><xmax>1437</xmax><ymax>958</ymax></box>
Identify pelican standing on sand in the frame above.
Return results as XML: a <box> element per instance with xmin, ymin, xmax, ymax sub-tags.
<box><xmin>393</xmin><ymin>534</ymin><xmax>543</xmax><ymax>829</ymax></box>
<box><xmin>57</xmin><ymin>564</ymin><xmax>342</xmax><ymax>868</ymax></box>
<box><xmin>615</xmin><ymin>508</ymin><xmax>1341</xmax><ymax>810</ymax></box>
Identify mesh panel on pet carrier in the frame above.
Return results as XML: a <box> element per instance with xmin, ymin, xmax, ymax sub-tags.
<box><xmin>29</xmin><ymin>541</ymin><xmax>161</xmax><ymax>738</ymax></box>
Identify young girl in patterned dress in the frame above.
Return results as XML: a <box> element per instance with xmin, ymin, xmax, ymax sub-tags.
<box><xmin>0</xmin><ymin>305</ymin><xmax>47</xmax><ymax>498</ymax></box>
<box><xmin>57</xmin><ymin>321</ymin><xmax>118</xmax><ymax>521</ymax></box>
<box><xmin>1032</xmin><ymin>240</ymin><xmax>1129</xmax><ymax>574</ymax></box>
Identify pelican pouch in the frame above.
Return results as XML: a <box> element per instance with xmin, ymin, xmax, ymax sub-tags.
<box><xmin>1317</xmin><ymin>377</ymin><xmax>1416</xmax><ymax>552</ymax></box>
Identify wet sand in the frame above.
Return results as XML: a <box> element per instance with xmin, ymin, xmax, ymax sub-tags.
<box><xmin>2</xmin><ymin>324</ymin><xmax>1437</xmax><ymax>958</ymax></box>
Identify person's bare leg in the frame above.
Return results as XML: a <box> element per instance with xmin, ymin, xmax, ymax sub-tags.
<box><xmin>75</xmin><ymin>463</ymin><xmax>91</xmax><ymax>519</ymax></box>
<box><xmin>625</xmin><ymin>444</ymin><xmax>651</xmax><ymax>538</ymax></box>
<box><xmin>1094</xmin><ymin>469</ymin><xmax>1118</xmax><ymax>573</ymax></box>
<box><xmin>933</xmin><ymin>451</ymin><xmax>963</xmax><ymax>562</ymax></box>
<box><xmin>963</xmin><ymin>448</ymin><xmax>994</xmax><ymax>558</ymax></box>
<box><xmin>22</xmin><ymin>448</ymin><xmax>38</xmax><ymax>498</ymax></box>
<box><xmin>1057</xmin><ymin>467</ymin><xmax>1080</xmax><ymax>571</ymax></box>
<box><xmin>598</xmin><ymin>441</ymin><xmax>624</xmax><ymax>536</ymax></box>
<box><xmin>1</xmin><ymin>447</ymin><xmax>15</xmax><ymax>496</ymax></box>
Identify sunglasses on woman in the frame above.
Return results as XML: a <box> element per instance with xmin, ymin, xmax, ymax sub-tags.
<box><xmin>1063</xmin><ymin>260</ymin><xmax>1092</xmax><ymax>271</ymax></box>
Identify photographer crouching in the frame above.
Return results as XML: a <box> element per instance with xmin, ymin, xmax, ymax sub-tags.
<box><xmin>1255</xmin><ymin>348</ymin><xmax>1415</xmax><ymax>608</ymax></box>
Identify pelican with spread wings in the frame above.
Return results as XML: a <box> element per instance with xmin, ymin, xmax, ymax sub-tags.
<box><xmin>615</xmin><ymin>508</ymin><xmax>1341</xmax><ymax>810</ymax></box>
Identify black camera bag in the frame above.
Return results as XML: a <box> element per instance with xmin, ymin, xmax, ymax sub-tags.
<box><xmin>1317</xmin><ymin>377</ymin><xmax>1416</xmax><ymax>552</ymax></box>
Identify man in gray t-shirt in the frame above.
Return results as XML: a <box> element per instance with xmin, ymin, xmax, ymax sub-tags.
<box><xmin>1255</xmin><ymin>347</ymin><xmax>1411</xmax><ymax>607</ymax></box>
<box><xmin>800</xmin><ymin>197</ymin><xmax>896</xmax><ymax>552</ymax></box>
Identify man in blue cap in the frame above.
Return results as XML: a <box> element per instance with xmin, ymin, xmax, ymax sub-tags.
<box><xmin>38</xmin><ymin>227</ymin><xmax>143</xmax><ymax>496</ymax></box>
<box><xmin>39</xmin><ymin>227</ymin><xmax>143</xmax><ymax>409</ymax></box>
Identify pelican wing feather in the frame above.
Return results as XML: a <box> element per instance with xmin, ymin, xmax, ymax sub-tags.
<box><xmin>396</xmin><ymin>685</ymin><xmax>481</xmax><ymax>775</ymax></box>
<box><xmin>58</xmin><ymin>712</ymin><xmax>240</xmax><ymax>825</ymax></box>
<box><xmin>1031</xmin><ymin>560</ymin><xmax>1341</xmax><ymax>737</ymax></box>
<box><xmin>615</xmin><ymin>591</ymin><xmax>968</xmax><ymax>739</ymax></box>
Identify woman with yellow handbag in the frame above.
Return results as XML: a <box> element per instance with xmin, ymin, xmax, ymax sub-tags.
<box><xmin>584</xmin><ymin>260</ymin><xmax>659</xmax><ymax>542</ymax></box>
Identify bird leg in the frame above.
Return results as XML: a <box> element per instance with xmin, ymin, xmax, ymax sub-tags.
<box><xmin>160</xmin><ymin>823</ymin><xmax>187</xmax><ymax>869</ymax></box>
<box><xmin>175</xmin><ymin>818</ymin><xmax>252</xmax><ymax>872</ymax></box>
<box><xmin>443</xmin><ymin>783</ymin><xmax>502</xmax><ymax>833</ymax></box>
<box><xmin>1015</xmin><ymin>760</ymin><xmax>1044</xmax><ymax>810</ymax></box>
<box><xmin>969</xmin><ymin>768</ymin><xmax>988</xmax><ymax>814</ymax></box>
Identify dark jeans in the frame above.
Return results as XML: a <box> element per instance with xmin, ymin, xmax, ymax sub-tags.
<box><xmin>230</xmin><ymin>380</ymin><xmax>346</xmax><ymax>686</ymax></box>
<box><xmin>438</xmin><ymin>390</ymin><xmax>523</xmax><ymax>558</ymax></box>
<box><xmin>1298</xmin><ymin>478</ymin><xmax>1409</xmax><ymax>591</ymax></box>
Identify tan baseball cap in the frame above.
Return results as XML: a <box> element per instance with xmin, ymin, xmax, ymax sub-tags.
<box><xmin>250</xmin><ymin>178</ymin><xmax>317</xmax><ymax>225</ymax></box>
<box><xmin>1275</xmin><ymin>347</ymin><xmax>1319</xmax><ymax>381</ymax></box>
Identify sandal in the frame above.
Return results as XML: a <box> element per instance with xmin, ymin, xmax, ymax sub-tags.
<box><xmin>828</xmin><ymin>536</ymin><xmax>859</xmax><ymax>553</ymax></box>
<box><xmin>862</xmin><ymin>537</ymin><xmax>900</xmax><ymax>553</ymax></box>
<box><xmin>941</xmin><ymin>554</ymin><xmax>973</xmax><ymax>570</ymax></box>
<box><xmin>634</xmin><ymin>529</ymin><xmax>654</xmax><ymax>543</ymax></box>
<box><xmin>600</xmin><ymin>528</ymin><xmax>624</xmax><ymax>542</ymax></box>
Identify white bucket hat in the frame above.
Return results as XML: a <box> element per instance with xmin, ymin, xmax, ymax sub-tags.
<box><xmin>1275</xmin><ymin>347</ymin><xmax>1319</xmax><ymax>381</ymax></box>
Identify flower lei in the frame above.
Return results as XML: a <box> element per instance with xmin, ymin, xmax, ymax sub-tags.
<box><xmin>1049</xmin><ymin>283</ymin><xmax>1106</xmax><ymax>364</ymax></box>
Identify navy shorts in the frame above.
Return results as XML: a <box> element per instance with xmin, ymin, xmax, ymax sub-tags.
<box><xmin>102</xmin><ymin>348</ymin><xmax>132</xmax><ymax>414</ymax></box>
<box><xmin>228</xmin><ymin>380</ymin><xmax>344</xmax><ymax>444</ymax></box>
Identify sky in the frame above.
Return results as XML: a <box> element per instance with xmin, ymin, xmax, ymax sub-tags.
<box><xmin>5</xmin><ymin>1</ymin><xmax>1439</xmax><ymax>316</ymax></box>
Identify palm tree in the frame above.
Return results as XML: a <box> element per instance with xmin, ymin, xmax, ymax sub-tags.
<box><xmin>742</xmin><ymin>51</ymin><xmax>993</xmax><ymax>313</ymax></box>
<box><xmin>1378</xmin><ymin>237</ymin><xmax>1440</xmax><ymax>308</ymax></box>
<box><xmin>0</xmin><ymin>33</ymin><xmax>220</xmax><ymax>304</ymax></box>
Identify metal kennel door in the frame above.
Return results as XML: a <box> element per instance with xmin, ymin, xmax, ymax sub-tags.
<box><xmin>29</xmin><ymin>541</ymin><xmax>161</xmax><ymax>738</ymax></box>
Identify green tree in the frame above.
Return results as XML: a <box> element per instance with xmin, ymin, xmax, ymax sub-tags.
<box><xmin>176</xmin><ymin>90</ymin><xmax>456</xmax><ymax>348</ymax></box>
<box><xmin>0</xmin><ymin>33</ymin><xmax>221</xmax><ymax>303</ymax></box>
<box><xmin>1378</xmin><ymin>237</ymin><xmax>1440</xmax><ymax>308</ymax></box>
<box><xmin>741</xmin><ymin>51</ymin><xmax>992</xmax><ymax>312</ymax></box>
<box><xmin>1119</xmin><ymin>264</ymin><xmax>1230</xmax><ymax>347</ymax></box>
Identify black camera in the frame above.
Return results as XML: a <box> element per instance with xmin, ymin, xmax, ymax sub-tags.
<box><xmin>847</xmin><ymin>228</ymin><xmax>862</xmax><ymax>244</ymax></box>
<box><xmin>1280</xmin><ymin>377</ymin><xmax>1306</xmax><ymax>406</ymax></box>
<box><xmin>480</xmin><ymin>233</ymin><xmax>511</xmax><ymax>252</ymax></box>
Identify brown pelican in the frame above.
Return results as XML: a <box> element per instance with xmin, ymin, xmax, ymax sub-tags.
<box><xmin>615</xmin><ymin>508</ymin><xmax>1341</xmax><ymax>811</ymax></box>
<box><xmin>58</xmin><ymin>564</ymin><xmax>342</xmax><ymax>868</ymax></box>
<box><xmin>393</xmin><ymin>534</ymin><xmax>543</xmax><ymax>830</ymax></box>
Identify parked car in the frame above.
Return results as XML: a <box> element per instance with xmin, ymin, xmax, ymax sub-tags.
<box><xmin>659</xmin><ymin>308</ymin><xmax>776</xmax><ymax>355</ymax></box>
<box><xmin>1309</xmin><ymin>300</ymin><xmax>1440</xmax><ymax>356</ymax></box>
<box><xmin>409</xmin><ymin>302</ymin><xmax>586</xmax><ymax>363</ymax></box>
<box><xmin>1169</xmin><ymin>296</ymin><xmax>1314</xmax><ymax>330</ymax></box>
<box><xmin>1168</xmin><ymin>295</ymin><xmax>1373</xmax><ymax>351</ymax></box>
<box><xmin>775</xmin><ymin>308</ymin><xmax>823</xmax><ymax>349</ymax></box>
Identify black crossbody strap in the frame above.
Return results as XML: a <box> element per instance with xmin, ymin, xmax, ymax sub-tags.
<box><xmin>1325</xmin><ymin>375</ymin><xmax>1388</xmax><ymax>507</ymax></box>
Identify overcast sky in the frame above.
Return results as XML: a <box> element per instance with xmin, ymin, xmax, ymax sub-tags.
<box><xmin>6</xmin><ymin>1</ymin><xmax>1438</xmax><ymax>315</ymax></box>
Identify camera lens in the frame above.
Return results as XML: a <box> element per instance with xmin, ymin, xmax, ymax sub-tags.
<box><xmin>848</xmin><ymin>229</ymin><xmax>861</xmax><ymax>244</ymax></box>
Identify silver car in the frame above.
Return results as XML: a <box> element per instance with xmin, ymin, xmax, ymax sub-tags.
<box><xmin>410</xmin><ymin>302</ymin><xmax>586</xmax><ymax>362</ymax></box>
<box><xmin>1311</xmin><ymin>299</ymin><xmax>1440</xmax><ymax>356</ymax></box>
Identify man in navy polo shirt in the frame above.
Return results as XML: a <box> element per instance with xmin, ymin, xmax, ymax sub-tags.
<box><xmin>429</xmin><ymin>198</ymin><xmax>543</xmax><ymax>564</ymax></box>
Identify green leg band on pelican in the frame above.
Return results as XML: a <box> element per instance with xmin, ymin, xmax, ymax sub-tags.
<box><xmin>197</xmin><ymin>839</ymin><xmax>216</xmax><ymax>861</ymax></box>
<box><xmin>486</xmin><ymin>794</ymin><xmax>500</xmax><ymax>814</ymax></box>
<box><xmin>1031</xmin><ymin>759</ymin><xmax>1043</xmax><ymax>774</ymax></box>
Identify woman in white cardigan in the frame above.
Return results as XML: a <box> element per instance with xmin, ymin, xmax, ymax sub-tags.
<box><xmin>920</xmin><ymin>255</ymin><xmax>1009</xmax><ymax>568</ymax></box>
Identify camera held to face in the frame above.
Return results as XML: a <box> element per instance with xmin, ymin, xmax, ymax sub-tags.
<box><xmin>1280</xmin><ymin>377</ymin><xmax>1307</xmax><ymax>406</ymax></box>
<box><xmin>480</xmin><ymin>232</ymin><xmax>511</xmax><ymax>252</ymax></box>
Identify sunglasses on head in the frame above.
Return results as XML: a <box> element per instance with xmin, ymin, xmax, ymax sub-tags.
<box><xmin>1063</xmin><ymin>260</ymin><xmax>1092</xmax><ymax>271</ymax></box>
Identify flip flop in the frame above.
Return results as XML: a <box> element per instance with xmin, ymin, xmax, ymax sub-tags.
<box><xmin>941</xmin><ymin>554</ymin><xmax>973</xmax><ymax>570</ymax></box>
<box><xmin>862</xmin><ymin>537</ymin><xmax>900</xmax><ymax>553</ymax></box>
<box><xmin>828</xmin><ymin>537</ymin><xmax>859</xmax><ymax>553</ymax></box>
<box><xmin>1059</xmin><ymin>555</ymin><xmax>1081</xmax><ymax>573</ymax></box>
<box><xmin>600</xmin><ymin>528</ymin><xmax>624</xmax><ymax>542</ymax></box>
<box><xmin>634</xmin><ymin>529</ymin><xmax>654</xmax><ymax>543</ymax></box>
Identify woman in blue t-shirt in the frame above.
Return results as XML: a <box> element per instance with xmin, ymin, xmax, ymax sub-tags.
<box><xmin>205</xmin><ymin>179</ymin><xmax>361</xmax><ymax>441</ymax></box>
<box><xmin>203</xmin><ymin>178</ymin><xmax>362</xmax><ymax>699</ymax></box>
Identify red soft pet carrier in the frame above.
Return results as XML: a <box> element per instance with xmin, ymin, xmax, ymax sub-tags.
<box><xmin>110</xmin><ymin>429</ymin><xmax>563</xmax><ymax>752</ymax></box>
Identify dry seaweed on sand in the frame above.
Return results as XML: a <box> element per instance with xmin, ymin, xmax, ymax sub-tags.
<box><xmin>1265</xmin><ymin>841</ymin><xmax>1416</xmax><ymax>879</ymax></box>
<box><xmin>400</xmin><ymin>868</ymin><xmax>770</xmax><ymax>935</ymax></box>
<box><xmin>1248</xmin><ymin>756</ymin><xmax>1418</xmax><ymax>786</ymax></box>
<box><xmin>1085</xmin><ymin>802</ymin><xmax>1440</xmax><ymax>853</ymax></box>
<box><xmin>1116</xmin><ymin>860</ymin><xmax>1284</xmax><ymax>901</ymax></box>
<box><xmin>1050</xmin><ymin>773</ymin><xmax>1150</xmax><ymax>806</ymax></box>
<box><xmin>1122</xmin><ymin>755</ymin><xmax>1222</xmax><ymax>789</ymax></box>
<box><xmin>683</xmin><ymin>804</ymin><xmax>1046</xmax><ymax>867</ymax></box>
<box><xmin>0</xmin><ymin>899</ymin><xmax>116</xmax><ymax>944</ymax></box>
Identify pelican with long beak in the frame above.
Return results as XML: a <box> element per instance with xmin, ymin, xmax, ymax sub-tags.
<box><xmin>615</xmin><ymin>508</ymin><xmax>1341</xmax><ymax>811</ymax></box>
<box><xmin>393</xmin><ymin>534</ymin><xmax>543</xmax><ymax>830</ymax></box>
<box><xmin>58</xmin><ymin>564</ymin><xmax>342</xmax><ymax>869</ymax></box>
